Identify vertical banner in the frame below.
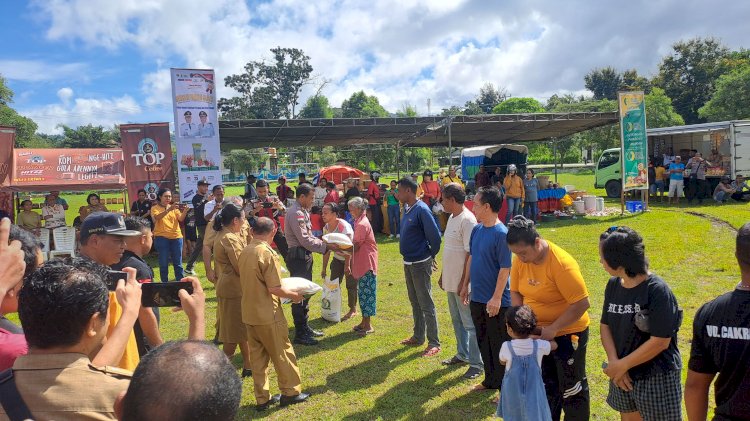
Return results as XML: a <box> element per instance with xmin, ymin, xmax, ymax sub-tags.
<box><xmin>120</xmin><ymin>123</ymin><xmax>175</xmax><ymax>204</ymax></box>
<box><xmin>170</xmin><ymin>69</ymin><xmax>221</xmax><ymax>202</ymax></box>
<box><xmin>618</xmin><ymin>91</ymin><xmax>648</xmax><ymax>192</ymax></box>
<box><xmin>0</xmin><ymin>126</ymin><xmax>16</xmax><ymax>220</ymax></box>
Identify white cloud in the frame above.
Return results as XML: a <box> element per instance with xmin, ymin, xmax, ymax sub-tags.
<box><xmin>28</xmin><ymin>0</ymin><xmax>750</xmax><ymax>116</ymax></box>
<box><xmin>19</xmin><ymin>93</ymin><xmax>144</xmax><ymax>134</ymax></box>
<box><xmin>0</xmin><ymin>60</ymin><xmax>87</xmax><ymax>82</ymax></box>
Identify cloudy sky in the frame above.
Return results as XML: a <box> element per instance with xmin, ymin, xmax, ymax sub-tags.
<box><xmin>2</xmin><ymin>0</ymin><xmax>749</xmax><ymax>134</ymax></box>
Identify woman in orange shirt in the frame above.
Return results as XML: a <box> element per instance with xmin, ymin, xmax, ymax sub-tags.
<box><xmin>151</xmin><ymin>188</ymin><xmax>189</xmax><ymax>283</ymax></box>
<box><xmin>503</xmin><ymin>164</ymin><xmax>524</xmax><ymax>225</ymax></box>
<box><xmin>420</xmin><ymin>170</ymin><xmax>442</xmax><ymax>226</ymax></box>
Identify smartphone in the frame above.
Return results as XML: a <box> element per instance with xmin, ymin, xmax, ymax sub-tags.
<box><xmin>105</xmin><ymin>270</ymin><xmax>128</xmax><ymax>291</ymax></box>
<box><xmin>262</xmin><ymin>202</ymin><xmax>274</xmax><ymax>208</ymax></box>
<box><xmin>141</xmin><ymin>282</ymin><xmax>194</xmax><ymax>307</ymax></box>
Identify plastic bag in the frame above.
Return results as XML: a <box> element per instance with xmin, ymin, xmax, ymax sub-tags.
<box><xmin>280</xmin><ymin>277</ymin><xmax>323</xmax><ymax>304</ymax></box>
<box><xmin>322</xmin><ymin>232</ymin><xmax>353</xmax><ymax>249</ymax></box>
<box><xmin>320</xmin><ymin>276</ymin><xmax>342</xmax><ymax>323</ymax></box>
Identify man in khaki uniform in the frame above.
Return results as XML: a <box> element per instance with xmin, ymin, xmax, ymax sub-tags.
<box><xmin>0</xmin><ymin>257</ymin><xmax>139</xmax><ymax>421</ymax></box>
<box><xmin>239</xmin><ymin>217</ymin><xmax>309</xmax><ymax>412</ymax></box>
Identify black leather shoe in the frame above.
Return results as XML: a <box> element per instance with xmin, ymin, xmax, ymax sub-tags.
<box><xmin>307</xmin><ymin>329</ymin><xmax>324</xmax><ymax>337</ymax></box>
<box><xmin>242</xmin><ymin>368</ymin><xmax>252</xmax><ymax>378</ymax></box>
<box><xmin>279</xmin><ymin>392</ymin><xmax>310</xmax><ymax>407</ymax></box>
<box><xmin>256</xmin><ymin>394</ymin><xmax>281</xmax><ymax>412</ymax></box>
<box><xmin>293</xmin><ymin>336</ymin><xmax>319</xmax><ymax>346</ymax></box>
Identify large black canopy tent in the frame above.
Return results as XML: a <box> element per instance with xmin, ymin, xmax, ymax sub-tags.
<box><xmin>218</xmin><ymin>112</ymin><xmax>619</xmax><ymax>178</ymax></box>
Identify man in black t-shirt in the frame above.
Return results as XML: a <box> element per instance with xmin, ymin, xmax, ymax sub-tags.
<box><xmin>185</xmin><ymin>180</ymin><xmax>211</xmax><ymax>274</ymax></box>
<box><xmin>111</xmin><ymin>216</ymin><xmax>164</xmax><ymax>356</ymax></box>
<box><xmin>686</xmin><ymin>222</ymin><xmax>750</xmax><ymax>421</ymax></box>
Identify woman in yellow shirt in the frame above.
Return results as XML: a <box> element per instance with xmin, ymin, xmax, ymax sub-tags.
<box><xmin>503</xmin><ymin>164</ymin><xmax>525</xmax><ymax>224</ymax></box>
<box><xmin>80</xmin><ymin>193</ymin><xmax>109</xmax><ymax>221</ymax></box>
<box><xmin>17</xmin><ymin>199</ymin><xmax>42</xmax><ymax>233</ymax></box>
<box><xmin>441</xmin><ymin>166</ymin><xmax>464</xmax><ymax>189</ymax></box>
<box><xmin>506</xmin><ymin>216</ymin><xmax>591</xmax><ymax>419</ymax></box>
<box><xmin>151</xmin><ymin>188</ymin><xmax>189</xmax><ymax>283</ymax></box>
<box><xmin>212</xmin><ymin>203</ymin><xmax>252</xmax><ymax>377</ymax></box>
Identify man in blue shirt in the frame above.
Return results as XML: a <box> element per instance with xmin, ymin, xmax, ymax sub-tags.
<box><xmin>397</xmin><ymin>177</ymin><xmax>442</xmax><ymax>357</ymax></box>
<box><xmin>459</xmin><ymin>186</ymin><xmax>512</xmax><ymax>393</ymax></box>
<box><xmin>667</xmin><ymin>156</ymin><xmax>685</xmax><ymax>206</ymax></box>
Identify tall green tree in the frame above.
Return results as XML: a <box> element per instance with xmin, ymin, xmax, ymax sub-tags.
<box><xmin>396</xmin><ymin>104</ymin><xmax>418</xmax><ymax>117</ymax></box>
<box><xmin>58</xmin><ymin>124</ymin><xmax>118</xmax><ymax>148</ymax></box>
<box><xmin>341</xmin><ymin>91</ymin><xmax>389</xmax><ymax>118</ymax></box>
<box><xmin>223</xmin><ymin>149</ymin><xmax>266</xmax><ymax>178</ymax></box>
<box><xmin>621</xmin><ymin>69</ymin><xmax>652</xmax><ymax>93</ymax></box>
<box><xmin>492</xmin><ymin>97</ymin><xmax>545</xmax><ymax>114</ymax></box>
<box><xmin>298</xmin><ymin>94</ymin><xmax>334</xmax><ymax>118</ymax></box>
<box><xmin>699</xmin><ymin>65</ymin><xmax>750</xmax><ymax>121</ymax></box>
<box><xmin>476</xmin><ymin>82</ymin><xmax>508</xmax><ymax>113</ymax></box>
<box><xmin>219</xmin><ymin>47</ymin><xmax>314</xmax><ymax>119</ymax></box>
<box><xmin>654</xmin><ymin>37</ymin><xmax>730</xmax><ymax>124</ymax></box>
<box><xmin>645</xmin><ymin>87</ymin><xmax>685</xmax><ymax>128</ymax></box>
<box><xmin>584</xmin><ymin>67</ymin><xmax>622</xmax><ymax>100</ymax></box>
<box><xmin>0</xmin><ymin>75</ymin><xmax>39</xmax><ymax>147</ymax></box>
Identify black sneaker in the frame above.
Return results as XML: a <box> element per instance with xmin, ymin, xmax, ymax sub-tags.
<box><xmin>280</xmin><ymin>392</ymin><xmax>310</xmax><ymax>407</ymax></box>
<box><xmin>293</xmin><ymin>336</ymin><xmax>319</xmax><ymax>346</ymax></box>
<box><xmin>463</xmin><ymin>366</ymin><xmax>483</xmax><ymax>379</ymax></box>
<box><xmin>256</xmin><ymin>394</ymin><xmax>281</xmax><ymax>412</ymax></box>
<box><xmin>242</xmin><ymin>368</ymin><xmax>252</xmax><ymax>378</ymax></box>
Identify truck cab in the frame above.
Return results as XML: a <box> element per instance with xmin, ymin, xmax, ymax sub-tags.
<box><xmin>594</xmin><ymin>148</ymin><xmax>621</xmax><ymax>198</ymax></box>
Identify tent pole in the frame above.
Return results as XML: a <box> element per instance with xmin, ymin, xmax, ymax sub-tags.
<box><xmin>553</xmin><ymin>138</ymin><xmax>558</xmax><ymax>184</ymax></box>
<box><xmin>396</xmin><ymin>142</ymin><xmax>401</xmax><ymax>180</ymax></box>
<box><xmin>448</xmin><ymin>116</ymin><xmax>453</xmax><ymax>168</ymax></box>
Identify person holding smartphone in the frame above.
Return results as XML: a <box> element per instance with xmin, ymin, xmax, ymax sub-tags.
<box><xmin>251</xmin><ymin>179</ymin><xmax>288</xmax><ymax>261</ymax></box>
<box><xmin>151</xmin><ymin>189</ymin><xmax>189</xmax><ymax>283</ymax></box>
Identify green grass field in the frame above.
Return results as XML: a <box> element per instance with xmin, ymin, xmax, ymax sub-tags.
<box><xmin>13</xmin><ymin>172</ymin><xmax>749</xmax><ymax>420</ymax></box>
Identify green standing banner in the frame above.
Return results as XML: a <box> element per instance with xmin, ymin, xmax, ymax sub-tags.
<box><xmin>618</xmin><ymin>91</ymin><xmax>648</xmax><ymax>192</ymax></box>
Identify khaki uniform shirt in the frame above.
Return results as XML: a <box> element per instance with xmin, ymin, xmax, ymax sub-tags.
<box><xmin>0</xmin><ymin>353</ymin><xmax>130</xmax><ymax>421</ymax></box>
<box><xmin>284</xmin><ymin>201</ymin><xmax>326</xmax><ymax>254</ymax></box>
<box><xmin>205</xmin><ymin>220</ymin><xmax>250</xmax><ymax>254</ymax></box>
<box><xmin>239</xmin><ymin>239</ymin><xmax>286</xmax><ymax>326</ymax></box>
<box><xmin>214</xmin><ymin>230</ymin><xmax>247</xmax><ymax>299</ymax></box>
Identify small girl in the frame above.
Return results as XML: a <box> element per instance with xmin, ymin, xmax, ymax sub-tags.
<box><xmin>497</xmin><ymin>305</ymin><xmax>554</xmax><ymax>420</ymax></box>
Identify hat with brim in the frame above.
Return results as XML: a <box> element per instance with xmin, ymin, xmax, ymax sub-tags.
<box><xmin>80</xmin><ymin>212</ymin><xmax>142</xmax><ymax>241</ymax></box>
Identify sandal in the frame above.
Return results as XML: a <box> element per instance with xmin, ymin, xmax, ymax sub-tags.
<box><xmin>356</xmin><ymin>328</ymin><xmax>375</xmax><ymax>336</ymax></box>
<box><xmin>471</xmin><ymin>384</ymin><xmax>490</xmax><ymax>392</ymax></box>
<box><xmin>421</xmin><ymin>346</ymin><xmax>441</xmax><ymax>357</ymax></box>
<box><xmin>400</xmin><ymin>338</ymin><xmax>423</xmax><ymax>346</ymax></box>
<box><xmin>352</xmin><ymin>325</ymin><xmax>364</xmax><ymax>332</ymax></box>
<box><xmin>441</xmin><ymin>356</ymin><xmax>466</xmax><ymax>366</ymax></box>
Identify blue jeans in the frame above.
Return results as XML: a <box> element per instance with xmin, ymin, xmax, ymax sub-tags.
<box><xmin>524</xmin><ymin>201</ymin><xmax>538</xmax><ymax>221</ymax></box>
<box><xmin>154</xmin><ymin>236</ymin><xmax>184</xmax><ymax>282</ymax></box>
<box><xmin>403</xmin><ymin>259</ymin><xmax>440</xmax><ymax>348</ymax></box>
<box><xmin>387</xmin><ymin>204</ymin><xmax>400</xmax><ymax>235</ymax></box>
<box><xmin>506</xmin><ymin>197</ymin><xmax>522</xmax><ymax>224</ymax></box>
<box><xmin>446</xmin><ymin>292</ymin><xmax>482</xmax><ymax>369</ymax></box>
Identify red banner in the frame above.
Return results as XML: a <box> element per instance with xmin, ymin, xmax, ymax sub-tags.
<box><xmin>11</xmin><ymin>148</ymin><xmax>125</xmax><ymax>190</ymax></box>
<box><xmin>0</xmin><ymin>126</ymin><xmax>15</xmax><ymax>219</ymax></box>
<box><xmin>120</xmin><ymin>123</ymin><xmax>175</xmax><ymax>203</ymax></box>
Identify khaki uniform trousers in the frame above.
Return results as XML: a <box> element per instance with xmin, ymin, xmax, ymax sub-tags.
<box><xmin>245</xmin><ymin>320</ymin><xmax>302</xmax><ymax>404</ymax></box>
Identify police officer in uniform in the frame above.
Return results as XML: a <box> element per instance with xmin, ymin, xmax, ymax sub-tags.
<box><xmin>284</xmin><ymin>183</ymin><xmax>337</xmax><ymax>345</ymax></box>
<box><xmin>239</xmin><ymin>217</ymin><xmax>309</xmax><ymax>411</ymax></box>
<box><xmin>197</xmin><ymin>110</ymin><xmax>215</xmax><ymax>137</ymax></box>
<box><xmin>179</xmin><ymin>111</ymin><xmax>197</xmax><ymax>138</ymax></box>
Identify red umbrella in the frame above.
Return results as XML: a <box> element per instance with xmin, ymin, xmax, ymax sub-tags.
<box><xmin>317</xmin><ymin>165</ymin><xmax>365</xmax><ymax>185</ymax></box>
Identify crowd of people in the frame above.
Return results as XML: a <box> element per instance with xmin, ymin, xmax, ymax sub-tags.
<box><xmin>0</xmin><ymin>165</ymin><xmax>749</xmax><ymax>420</ymax></box>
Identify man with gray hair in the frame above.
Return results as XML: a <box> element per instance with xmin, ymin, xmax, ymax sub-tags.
<box><xmin>439</xmin><ymin>183</ymin><xmax>482</xmax><ymax>378</ymax></box>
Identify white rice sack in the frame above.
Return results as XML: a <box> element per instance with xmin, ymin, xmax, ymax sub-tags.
<box><xmin>322</xmin><ymin>232</ymin><xmax>353</xmax><ymax>249</ymax></box>
<box><xmin>280</xmin><ymin>277</ymin><xmax>323</xmax><ymax>304</ymax></box>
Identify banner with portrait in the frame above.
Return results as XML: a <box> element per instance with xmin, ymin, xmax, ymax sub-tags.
<box><xmin>618</xmin><ymin>91</ymin><xmax>648</xmax><ymax>191</ymax></box>
<box><xmin>170</xmin><ymin>68</ymin><xmax>222</xmax><ymax>202</ymax></box>
<box><xmin>120</xmin><ymin>122</ymin><xmax>175</xmax><ymax>204</ymax></box>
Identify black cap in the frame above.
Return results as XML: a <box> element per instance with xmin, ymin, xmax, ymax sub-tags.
<box><xmin>423</xmin><ymin>169</ymin><xmax>433</xmax><ymax>177</ymax></box>
<box><xmin>198</xmin><ymin>110</ymin><xmax>207</xmax><ymax>117</ymax></box>
<box><xmin>80</xmin><ymin>212</ymin><xmax>141</xmax><ymax>241</ymax></box>
<box><xmin>184</xmin><ymin>111</ymin><xmax>192</xmax><ymax>116</ymax></box>
<box><xmin>197</xmin><ymin>180</ymin><xmax>210</xmax><ymax>186</ymax></box>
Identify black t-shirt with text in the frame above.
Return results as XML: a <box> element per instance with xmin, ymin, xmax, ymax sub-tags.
<box><xmin>600</xmin><ymin>274</ymin><xmax>682</xmax><ymax>380</ymax></box>
<box><xmin>192</xmin><ymin>193</ymin><xmax>208</xmax><ymax>227</ymax></box>
<box><xmin>689</xmin><ymin>289</ymin><xmax>750</xmax><ymax>420</ymax></box>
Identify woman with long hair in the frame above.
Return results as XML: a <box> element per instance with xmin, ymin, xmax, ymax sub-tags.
<box><xmin>150</xmin><ymin>188</ymin><xmax>189</xmax><ymax>282</ymax></box>
<box><xmin>213</xmin><ymin>203</ymin><xmax>252</xmax><ymax>377</ymax></box>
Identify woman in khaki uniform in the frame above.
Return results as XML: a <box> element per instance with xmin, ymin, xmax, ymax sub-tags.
<box><xmin>213</xmin><ymin>203</ymin><xmax>252</xmax><ymax>377</ymax></box>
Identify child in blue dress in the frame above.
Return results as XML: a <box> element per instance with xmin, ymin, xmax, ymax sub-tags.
<box><xmin>497</xmin><ymin>305</ymin><xmax>555</xmax><ymax>420</ymax></box>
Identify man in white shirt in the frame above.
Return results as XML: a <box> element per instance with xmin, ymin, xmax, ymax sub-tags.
<box><xmin>438</xmin><ymin>183</ymin><xmax>482</xmax><ymax>379</ymax></box>
<box><xmin>203</xmin><ymin>185</ymin><xmax>226</xmax><ymax>221</ymax></box>
<box><xmin>313</xmin><ymin>177</ymin><xmax>328</xmax><ymax>210</ymax></box>
<box><xmin>41</xmin><ymin>194</ymin><xmax>66</xmax><ymax>229</ymax></box>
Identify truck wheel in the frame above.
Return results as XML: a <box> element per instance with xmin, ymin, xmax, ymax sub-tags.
<box><xmin>605</xmin><ymin>180</ymin><xmax>621</xmax><ymax>198</ymax></box>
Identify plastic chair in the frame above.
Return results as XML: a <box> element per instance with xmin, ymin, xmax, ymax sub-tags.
<box><xmin>36</xmin><ymin>228</ymin><xmax>51</xmax><ymax>261</ymax></box>
<box><xmin>49</xmin><ymin>226</ymin><xmax>76</xmax><ymax>259</ymax></box>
